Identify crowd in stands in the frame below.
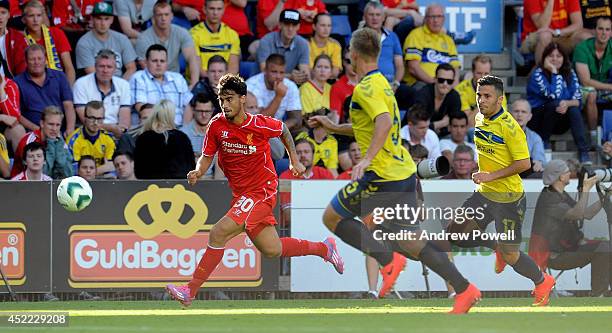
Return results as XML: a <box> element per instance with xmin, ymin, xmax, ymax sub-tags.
<box><xmin>2</xmin><ymin>0</ymin><xmax>612</xmax><ymax>185</ymax></box>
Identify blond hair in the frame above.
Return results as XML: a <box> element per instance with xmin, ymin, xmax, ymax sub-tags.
<box><xmin>349</xmin><ymin>27</ymin><xmax>381</xmax><ymax>62</ymax></box>
<box><xmin>141</xmin><ymin>100</ymin><xmax>176</xmax><ymax>135</ymax></box>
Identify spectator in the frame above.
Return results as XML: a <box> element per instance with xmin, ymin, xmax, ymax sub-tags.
<box><xmin>245</xmin><ymin>91</ymin><xmax>259</xmax><ymax>114</ymax></box>
<box><xmin>279</xmin><ymin>138</ymin><xmax>334</xmax><ymax>224</ymax></box>
<box><xmin>526</xmin><ymin>42</ymin><xmax>589</xmax><ymax>163</ymax></box>
<box><xmin>192</xmin><ymin>55</ymin><xmax>226</xmax><ymax>115</ymax></box>
<box><xmin>521</xmin><ymin>0</ymin><xmax>593</xmax><ymax>64</ymax></box>
<box><xmin>245</xmin><ymin>91</ymin><xmax>286</xmax><ymax>161</ymax></box>
<box><xmin>66</xmin><ymin>101</ymin><xmax>116</xmax><ymax>176</ymax></box>
<box><xmin>171</xmin><ymin>0</ymin><xmax>205</xmax><ymax>22</ymax></box>
<box><xmin>455</xmin><ymin>55</ymin><xmax>508</xmax><ymax>128</ymax></box>
<box><xmin>337</xmin><ymin>140</ymin><xmax>360</xmax><ymax>180</ymax></box>
<box><xmin>190</xmin><ymin>0</ymin><xmax>240</xmax><ymax>76</ymax></box>
<box><xmin>246</xmin><ymin>54</ymin><xmax>302</xmax><ymax>134</ymax></box>
<box><xmin>400</xmin><ymin>103</ymin><xmax>441</xmax><ymax>159</ymax></box>
<box><xmin>257</xmin><ymin>0</ymin><xmax>284</xmax><ymax>38</ymax></box>
<box><xmin>11</xmin><ymin>106</ymin><xmax>73</xmax><ymax>178</ymax></box>
<box><xmin>574</xmin><ymin>16</ymin><xmax>612</xmax><ymax>145</ymax></box>
<box><xmin>15</xmin><ymin>44</ymin><xmax>76</xmax><ymax>135</ymax></box>
<box><xmin>0</xmin><ymin>0</ymin><xmax>27</xmax><ymax>77</ymax></box>
<box><xmin>116</xmin><ymin>103</ymin><xmax>154</xmax><ymax>155</ymax></box>
<box><xmin>22</xmin><ymin>0</ymin><xmax>75</xmax><ymax>84</ymax></box>
<box><xmin>382</xmin><ymin>0</ymin><xmax>423</xmax><ymax>36</ymax></box>
<box><xmin>510</xmin><ymin>99</ymin><xmax>546</xmax><ymax>173</ymax></box>
<box><xmin>439</xmin><ymin>112</ymin><xmax>476</xmax><ymax>164</ymax></box>
<box><xmin>222</xmin><ymin>0</ymin><xmax>256</xmax><ymax>61</ymax></box>
<box><xmin>73</xmin><ymin>49</ymin><xmax>132</xmax><ymax>138</ymax></box>
<box><xmin>75</xmin><ymin>2</ymin><xmax>137</xmax><ymax>80</ymax></box>
<box><xmin>134</xmin><ymin>99</ymin><xmax>195</xmax><ymax>179</ymax></box>
<box><xmin>300</xmin><ymin>54</ymin><xmax>332</xmax><ymax>115</ymax></box>
<box><xmin>0</xmin><ymin>75</ymin><xmax>26</xmax><ymax>153</ymax></box>
<box><xmin>130</xmin><ymin>44</ymin><xmax>194</xmax><ymax>127</ymax></box>
<box><xmin>442</xmin><ymin>144</ymin><xmax>476</xmax><ymax>180</ymax></box>
<box><xmin>309</xmin><ymin>13</ymin><xmax>341</xmax><ymax>79</ymax></box>
<box><xmin>415</xmin><ymin>63</ymin><xmax>461</xmax><ymax>137</ymax></box>
<box><xmin>180</xmin><ymin>93</ymin><xmax>214</xmax><ymax>178</ymax></box>
<box><xmin>7</xmin><ymin>0</ymin><xmax>50</xmax><ymax>29</ymax></box>
<box><xmin>0</xmin><ymin>132</ymin><xmax>9</xmax><ymax>178</ymax></box>
<box><xmin>257</xmin><ymin>9</ymin><xmax>310</xmax><ymax>84</ymax></box>
<box><xmin>403</xmin><ymin>3</ymin><xmax>460</xmax><ymax>89</ymax></box>
<box><xmin>299</xmin><ymin>107</ymin><xmax>339</xmax><ymax>177</ymax></box>
<box><xmin>113</xmin><ymin>151</ymin><xmax>137</xmax><ymax>180</ymax></box>
<box><xmin>50</xmin><ymin>0</ymin><xmax>96</xmax><ymax>32</ymax></box>
<box><xmin>11</xmin><ymin>141</ymin><xmax>51</xmax><ymax>180</ymax></box>
<box><xmin>285</xmin><ymin>0</ymin><xmax>326</xmax><ymax>36</ymax></box>
<box><xmin>77</xmin><ymin>155</ymin><xmax>97</xmax><ymax>181</ymax></box>
<box><xmin>530</xmin><ymin>159</ymin><xmax>611</xmax><ymax>297</ymax></box>
<box><xmin>580</xmin><ymin>0</ymin><xmax>612</xmax><ymax>29</ymax></box>
<box><xmin>330</xmin><ymin>49</ymin><xmax>357</xmax><ymax>121</ymax></box>
<box><xmin>135</xmin><ymin>0</ymin><xmax>199</xmax><ymax>88</ymax></box>
<box><xmin>115</xmin><ymin>0</ymin><xmax>156</xmax><ymax>43</ymax></box>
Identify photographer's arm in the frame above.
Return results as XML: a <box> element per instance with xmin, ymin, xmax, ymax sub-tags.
<box><xmin>565</xmin><ymin>175</ymin><xmax>600</xmax><ymax>220</ymax></box>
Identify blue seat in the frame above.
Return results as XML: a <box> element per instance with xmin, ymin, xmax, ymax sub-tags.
<box><xmin>275</xmin><ymin>158</ymin><xmax>290</xmax><ymax>176</ymax></box>
<box><xmin>602</xmin><ymin>110</ymin><xmax>612</xmax><ymax>143</ymax></box>
<box><xmin>331</xmin><ymin>15</ymin><xmax>352</xmax><ymax>45</ymax></box>
<box><xmin>240</xmin><ymin>61</ymin><xmax>260</xmax><ymax>79</ymax></box>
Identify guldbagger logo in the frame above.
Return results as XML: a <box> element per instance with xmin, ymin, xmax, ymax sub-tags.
<box><xmin>0</xmin><ymin>223</ymin><xmax>26</xmax><ymax>285</ymax></box>
<box><xmin>68</xmin><ymin>185</ymin><xmax>262</xmax><ymax>288</ymax></box>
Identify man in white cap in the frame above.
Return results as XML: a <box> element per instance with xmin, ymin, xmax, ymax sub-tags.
<box><xmin>531</xmin><ymin>159</ymin><xmax>612</xmax><ymax>297</ymax></box>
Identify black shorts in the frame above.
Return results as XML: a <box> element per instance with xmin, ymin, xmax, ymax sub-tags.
<box><xmin>331</xmin><ymin>171</ymin><xmax>418</xmax><ymax>229</ymax></box>
<box><xmin>461</xmin><ymin>192</ymin><xmax>526</xmax><ymax>244</ymax></box>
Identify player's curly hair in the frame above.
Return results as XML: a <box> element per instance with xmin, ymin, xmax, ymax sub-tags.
<box><xmin>477</xmin><ymin>75</ymin><xmax>504</xmax><ymax>97</ymax></box>
<box><xmin>218</xmin><ymin>74</ymin><xmax>247</xmax><ymax>97</ymax></box>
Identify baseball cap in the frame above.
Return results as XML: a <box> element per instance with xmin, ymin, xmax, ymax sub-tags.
<box><xmin>543</xmin><ymin>159</ymin><xmax>570</xmax><ymax>185</ymax></box>
<box><xmin>0</xmin><ymin>0</ymin><xmax>9</xmax><ymax>11</ymax></box>
<box><xmin>92</xmin><ymin>1</ymin><xmax>113</xmax><ymax>16</ymax></box>
<box><xmin>279</xmin><ymin>9</ymin><xmax>300</xmax><ymax>24</ymax></box>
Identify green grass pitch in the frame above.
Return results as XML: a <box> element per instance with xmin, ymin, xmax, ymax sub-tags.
<box><xmin>1</xmin><ymin>298</ymin><xmax>611</xmax><ymax>332</ymax></box>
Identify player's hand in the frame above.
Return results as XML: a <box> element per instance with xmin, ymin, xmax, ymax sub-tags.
<box><xmin>307</xmin><ymin>115</ymin><xmax>334</xmax><ymax>131</ymax></box>
<box><xmin>187</xmin><ymin>169</ymin><xmax>203</xmax><ymax>185</ymax></box>
<box><xmin>274</xmin><ymin>80</ymin><xmax>288</xmax><ymax>97</ymax></box>
<box><xmin>532</xmin><ymin>160</ymin><xmax>544</xmax><ymax>173</ymax></box>
<box><xmin>289</xmin><ymin>160</ymin><xmax>306</xmax><ymax>177</ymax></box>
<box><xmin>351</xmin><ymin>158</ymin><xmax>372</xmax><ymax>181</ymax></box>
<box><xmin>472</xmin><ymin>171</ymin><xmax>491</xmax><ymax>185</ymax></box>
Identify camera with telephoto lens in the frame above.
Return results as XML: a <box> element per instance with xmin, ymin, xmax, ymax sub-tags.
<box><xmin>578</xmin><ymin>165</ymin><xmax>612</xmax><ymax>190</ymax></box>
<box><xmin>416</xmin><ymin>156</ymin><xmax>450</xmax><ymax>179</ymax></box>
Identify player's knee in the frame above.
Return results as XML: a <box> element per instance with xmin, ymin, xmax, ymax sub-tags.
<box><xmin>209</xmin><ymin>224</ymin><xmax>231</xmax><ymax>247</ymax></box>
<box><xmin>261</xmin><ymin>245</ymin><xmax>282</xmax><ymax>258</ymax></box>
<box><xmin>322</xmin><ymin>206</ymin><xmax>341</xmax><ymax>232</ymax></box>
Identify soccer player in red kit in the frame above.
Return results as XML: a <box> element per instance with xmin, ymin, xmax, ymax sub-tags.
<box><xmin>166</xmin><ymin>74</ymin><xmax>344</xmax><ymax>307</ymax></box>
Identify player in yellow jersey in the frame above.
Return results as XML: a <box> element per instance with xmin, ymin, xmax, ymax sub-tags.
<box><xmin>447</xmin><ymin>75</ymin><xmax>556</xmax><ymax>306</ymax></box>
<box><xmin>309</xmin><ymin>27</ymin><xmax>480</xmax><ymax>313</ymax></box>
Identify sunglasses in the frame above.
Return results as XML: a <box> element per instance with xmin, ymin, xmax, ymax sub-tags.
<box><xmin>437</xmin><ymin>78</ymin><xmax>453</xmax><ymax>85</ymax></box>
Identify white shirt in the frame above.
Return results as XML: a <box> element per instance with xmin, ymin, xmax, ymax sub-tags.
<box><xmin>246</xmin><ymin>73</ymin><xmax>301</xmax><ymax>120</ymax></box>
<box><xmin>400</xmin><ymin>125</ymin><xmax>441</xmax><ymax>159</ymax></box>
<box><xmin>439</xmin><ymin>138</ymin><xmax>477</xmax><ymax>161</ymax></box>
<box><xmin>73</xmin><ymin>73</ymin><xmax>132</xmax><ymax>125</ymax></box>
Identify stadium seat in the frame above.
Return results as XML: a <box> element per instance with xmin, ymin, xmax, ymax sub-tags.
<box><xmin>240</xmin><ymin>61</ymin><xmax>260</xmax><ymax>79</ymax></box>
<box><xmin>275</xmin><ymin>158</ymin><xmax>290</xmax><ymax>176</ymax></box>
<box><xmin>602</xmin><ymin>110</ymin><xmax>612</xmax><ymax>143</ymax></box>
<box><xmin>331</xmin><ymin>15</ymin><xmax>352</xmax><ymax>46</ymax></box>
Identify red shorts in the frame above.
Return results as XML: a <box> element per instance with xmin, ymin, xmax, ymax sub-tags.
<box><xmin>226</xmin><ymin>182</ymin><xmax>277</xmax><ymax>240</ymax></box>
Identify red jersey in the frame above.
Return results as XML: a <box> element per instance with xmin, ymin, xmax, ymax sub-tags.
<box><xmin>27</xmin><ymin>26</ymin><xmax>72</xmax><ymax>55</ymax></box>
<box><xmin>330</xmin><ymin>75</ymin><xmax>355</xmax><ymax>121</ymax></box>
<box><xmin>174</xmin><ymin>0</ymin><xmax>205</xmax><ymax>19</ymax></box>
<box><xmin>279</xmin><ymin>165</ymin><xmax>334</xmax><ymax>209</ymax></box>
<box><xmin>337</xmin><ymin>168</ymin><xmax>352</xmax><ymax>180</ymax></box>
<box><xmin>222</xmin><ymin>0</ymin><xmax>251</xmax><ymax>36</ymax></box>
<box><xmin>9</xmin><ymin>0</ymin><xmax>46</xmax><ymax>17</ymax></box>
<box><xmin>51</xmin><ymin>0</ymin><xmax>98</xmax><ymax>30</ymax></box>
<box><xmin>11</xmin><ymin>129</ymin><xmax>42</xmax><ymax>178</ymax></box>
<box><xmin>203</xmin><ymin>113</ymin><xmax>283</xmax><ymax>196</ymax></box>
<box><xmin>381</xmin><ymin>0</ymin><xmax>416</xmax><ymax>9</ymax></box>
<box><xmin>256</xmin><ymin>0</ymin><xmax>279</xmax><ymax>37</ymax></box>
<box><xmin>522</xmin><ymin>0</ymin><xmax>581</xmax><ymax>41</ymax></box>
<box><xmin>0</xmin><ymin>78</ymin><xmax>20</xmax><ymax>119</ymax></box>
<box><xmin>284</xmin><ymin>0</ymin><xmax>327</xmax><ymax>36</ymax></box>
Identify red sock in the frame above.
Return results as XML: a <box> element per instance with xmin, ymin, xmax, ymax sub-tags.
<box><xmin>188</xmin><ymin>245</ymin><xmax>225</xmax><ymax>298</ymax></box>
<box><xmin>280</xmin><ymin>237</ymin><xmax>327</xmax><ymax>258</ymax></box>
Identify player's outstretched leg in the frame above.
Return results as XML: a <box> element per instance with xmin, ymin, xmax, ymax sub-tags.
<box><xmin>250</xmin><ymin>225</ymin><xmax>345</xmax><ymax>274</ymax></box>
<box><xmin>167</xmin><ymin>216</ymin><xmax>244</xmax><ymax>307</ymax></box>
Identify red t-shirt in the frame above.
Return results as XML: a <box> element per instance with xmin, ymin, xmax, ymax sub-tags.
<box><xmin>337</xmin><ymin>168</ymin><xmax>352</xmax><ymax>180</ymax></box>
<box><xmin>11</xmin><ymin>130</ymin><xmax>42</xmax><ymax>178</ymax></box>
<box><xmin>203</xmin><ymin>113</ymin><xmax>283</xmax><ymax>196</ymax></box>
<box><xmin>9</xmin><ymin>0</ymin><xmax>46</xmax><ymax>17</ymax></box>
<box><xmin>381</xmin><ymin>0</ymin><xmax>415</xmax><ymax>9</ymax></box>
<box><xmin>279</xmin><ymin>165</ymin><xmax>334</xmax><ymax>208</ymax></box>
<box><xmin>30</xmin><ymin>26</ymin><xmax>72</xmax><ymax>55</ymax></box>
<box><xmin>51</xmin><ymin>0</ymin><xmax>98</xmax><ymax>29</ymax></box>
<box><xmin>222</xmin><ymin>0</ymin><xmax>251</xmax><ymax>36</ymax></box>
<box><xmin>174</xmin><ymin>0</ymin><xmax>206</xmax><ymax>19</ymax></box>
<box><xmin>0</xmin><ymin>79</ymin><xmax>20</xmax><ymax>119</ymax></box>
<box><xmin>284</xmin><ymin>0</ymin><xmax>327</xmax><ymax>36</ymax></box>
<box><xmin>257</xmin><ymin>0</ymin><xmax>279</xmax><ymax>37</ymax></box>
<box><xmin>522</xmin><ymin>0</ymin><xmax>581</xmax><ymax>41</ymax></box>
<box><xmin>330</xmin><ymin>75</ymin><xmax>355</xmax><ymax>122</ymax></box>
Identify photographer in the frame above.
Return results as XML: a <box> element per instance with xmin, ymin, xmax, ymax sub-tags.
<box><xmin>530</xmin><ymin>160</ymin><xmax>612</xmax><ymax>297</ymax></box>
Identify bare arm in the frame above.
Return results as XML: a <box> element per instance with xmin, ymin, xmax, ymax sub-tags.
<box><xmin>264</xmin><ymin>0</ymin><xmax>285</xmax><ymax>31</ymax></box>
<box><xmin>261</xmin><ymin>96</ymin><xmax>283</xmax><ymax>117</ymax></box>
<box><xmin>408</xmin><ymin>60</ymin><xmax>435</xmax><ymax>84</ymax></box>
<box><xmin>279</xmin><ymin>123</ymin><xmax>299</xmax><ymax>162</ymax></box>
<box><xmin>188</xmin><ymin>154</ymin><xmax>215</xmax><ymax>184</ymax></box>
<box><xmin>183</xmin><ymin>47</ymin><xmax>201</xmax><ymax>87</ymax></box>
<box><xmin>63</xmin><ymin>101</ymin><xmax>76</xmax><ymax>136</ymax></box>
<box><xmin>83</xmin><ymin>66</ymin><xmax>95</xmax><ymax>75</ymax></box>
<box><xmin>61</xmin><ymin>52</ymin><xmax>76</xmax><ymax>85</ymax></box>
<box><xmin>19</xmin><ymin>116</ymin><xmax>39</xmax><ymax>131</ymax></box>
<box><xmin>230</xmin><ymin>0</ymin><xmax>248</xmax><ymax>8</ymax></box>
<box><xmin>531</xmin><ymin>0</ymin><xmax>555</xmax><ymax>29</ymax></box>
<box><xmin>560</xmin><ymin>11</ymin><xmax>584</xmax><ymax>36</ymax></box>
<box><xmin>228</xmin><ymin>54</ymin><xmax>240</xmax><ymax>74</ymax></box>
<box><xmin>123</xmin><ymin>62</ymin><xmax>137</xmax><ymax>80</ymax></box>
<box><xmin>575</xmin><ymin>63</ymin><xmax>612</xmax><ymax>90</ymax></box>
<box><xmin>96</xmin><ymin>160</ymin><xmax>115</xmax><ymax>175</ymax></box>
<box><xmin>481</xmin><ymin>158</ymin><xmax>531</xmax><ymax>182</ymax></box>
<box><xmin>363</xmin><ymin>113</ymin><xmax>392</xmax><ymax>162</ymax></box>
<box><xmin>118</xmin><ymin>16</ymin><xmax>140</xmax><ymax>39</ymax></box>
<box><xmin>0</xmin><ymin>154</ymin><xmax>9</xmax><ymax>178</ymax></box>
<box><xmin>393</xmin><ymin>55</ymin><xmax>404</xmax><ymax>84</ymax></box>
<box><xmin>308</xmin><ymin>114</ymin><xmax>354</xmax><ymax>136</ymax></box>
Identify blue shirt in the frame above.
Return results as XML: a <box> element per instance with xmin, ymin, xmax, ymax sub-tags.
<box><xmin>256</xmin><ymin>31</ymin><xmax>310</xmax><ymax>73</ymax></box>
<box><xmin>378</xmin><ymin>29</ymin><xmax>402</xmax><ymax>82</ymax></box>
<box><xmin>526</xmin><ymin>67</ymin><xmax>582</xmax><ymax>109</ymax></box>
<box><xmin>525</xmin><ymin>127</ymin><xmax>546</xmax><ymax>164</ymax></box>
<box><xmin>14</xmin><ymin>68</ymin><xmax>73</xmax><ymax>125</ymax></box>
